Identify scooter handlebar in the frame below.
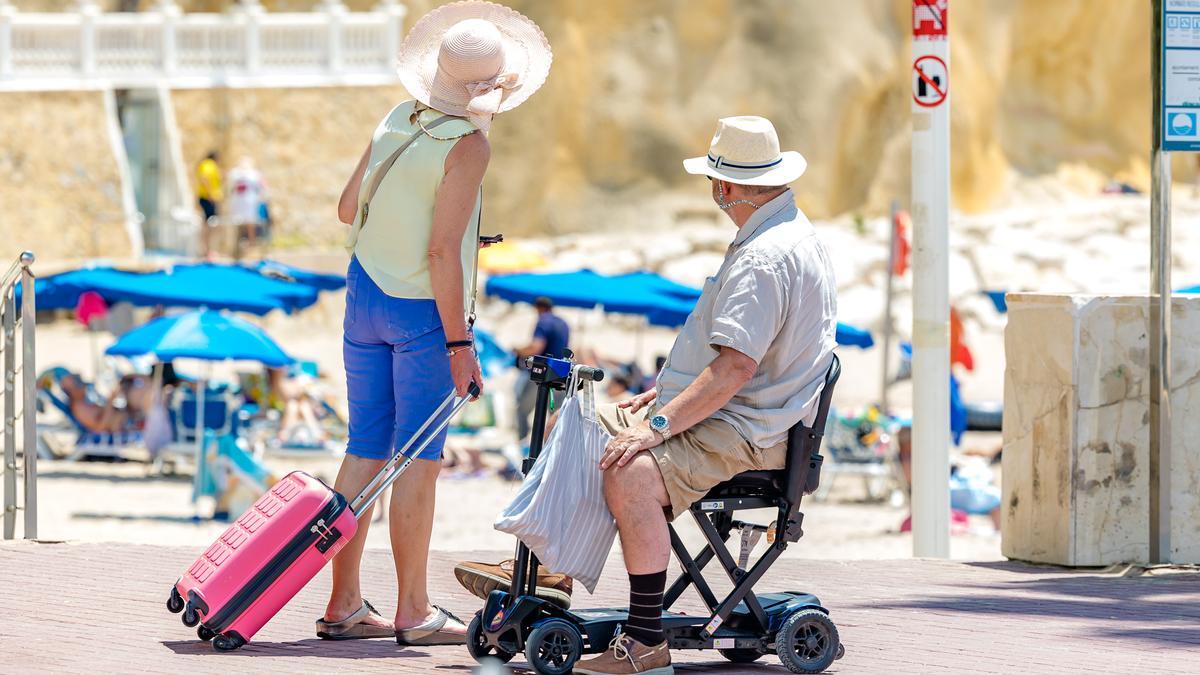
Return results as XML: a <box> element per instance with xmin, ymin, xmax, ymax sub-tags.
<box><xmin>574</xmin><ymin>365</ymin><xmax>604</xmax><ymax>382</ymax></box>
<box><xmin>517</xmin><ymin>357</ymin><xmax>605</xmax><ymax>383</ymax></box>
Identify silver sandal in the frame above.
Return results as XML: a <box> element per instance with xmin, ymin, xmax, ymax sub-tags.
<box><xmin>315</xmin><ymin>599</ymin><xmax>395</xmax><ymax>640</ymax></box>
<box><xmin>394</xmin><ymin>605</ymin><xmax>468</xmax><ymax>646</ymax></box>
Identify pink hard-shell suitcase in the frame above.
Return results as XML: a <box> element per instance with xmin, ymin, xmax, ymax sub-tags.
<box><xmin>166</xmin><ymin>387</ymin><xmax>475</xmax><ymax>650</ymax></box>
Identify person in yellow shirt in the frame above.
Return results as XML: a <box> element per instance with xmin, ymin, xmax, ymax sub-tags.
<box><xmin>196</xmin><ymin>151</ymin><xmax>223</xmax><ymax>255</ymax></box>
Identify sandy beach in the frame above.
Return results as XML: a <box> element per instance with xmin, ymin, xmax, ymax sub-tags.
<box><xmin>33</xmin><ymin>285</ymin><xmax>1005</xmax><ymax>563</ymax></box>
<box><xmin>36</xmin><ymin>458</ymin><xmax>1003</xmax><ymax>563</ymax></box>
<box><xmin>30</xmin><ymin>193</ymin><xmax>1091</xmax><ymax>565</ymax></box>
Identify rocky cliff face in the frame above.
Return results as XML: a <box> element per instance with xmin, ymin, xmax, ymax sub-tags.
<box><xmin>2</xmin><ymin>0</ymin><xmax>1173</xmax><ymax>253</ymax></box>
<box><xmin>161</xmin><ymin>0</ymin><xmax>1168</xmax><ymax>244</ymax></box>
<box><xmin>0</xmin><ymin>91</ymin><xmax>134</xmax><ymax>260</ymax></box>
<box><xmin>171</xmin><ymin>85</ymin><xmax>409</xmax><ymax>247</ymax></box>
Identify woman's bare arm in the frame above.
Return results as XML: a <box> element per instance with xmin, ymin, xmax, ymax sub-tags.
<box><xmin>429</xmin><ymin>131</ymin><xmax>490</xmax><ymax>342</ymax></box>
<box><xmin>429</xmin><ymin>131</ymin><xmax>490</xmax><ymax>395</ymax></box>
<box><xmin>338</xmin><ymin>141</ymin><xmax>372</xmax><ymax>225</ymax></box>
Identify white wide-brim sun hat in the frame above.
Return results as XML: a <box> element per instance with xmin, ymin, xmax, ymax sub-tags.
<box><xmin>396</xmin><ymin>1</ymin><xmax>552</xmax><ymax>130</ymax></box>
<box><xmin>683</xmin><ymin>116</ymin><xmax>807</xmax><ymax>186</ymax></box>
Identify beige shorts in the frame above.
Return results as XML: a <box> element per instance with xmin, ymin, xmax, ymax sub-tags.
<box><xmin>595</xmin><ymin>403</ymin><xmax>787</xmax><ymax>520</ymax></box>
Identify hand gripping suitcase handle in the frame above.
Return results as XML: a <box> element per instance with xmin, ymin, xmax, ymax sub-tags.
<box><xmin>349</xmin><ymin>382</ymin><xmax>479</xmax><ymax>515</ymax></box>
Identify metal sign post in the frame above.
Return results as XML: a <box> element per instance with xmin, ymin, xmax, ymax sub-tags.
<box><xmin>1151</xmin><ymin>0</ymin><xmax>1183</xmax><ymax>564</ymax></box>
<box><xmin>880</xmin><ymin>200</ymin><xmax>898</xmax><ymax>416</ymax></box>
<box><xmin>910</xmin><ymin>0</ymin><xmax>950</xmax><ymax>558</ymax></box>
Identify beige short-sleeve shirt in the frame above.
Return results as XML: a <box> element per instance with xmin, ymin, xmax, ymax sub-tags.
<box><xmin>655</xmin><ymin>190</ymin><xmax>837</xmax><ymax>449</ymax></box>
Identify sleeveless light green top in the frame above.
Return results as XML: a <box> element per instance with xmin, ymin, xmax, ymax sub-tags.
<box><xmin>347</xmin><ymin>100</ymin><xmax>481</xmax><ymax>305</ymax></box>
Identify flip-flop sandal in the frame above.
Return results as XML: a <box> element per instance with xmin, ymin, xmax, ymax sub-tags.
<box><xmin>315</xmin><ymin>599</ymin><xmax>395</xmax><ymax>640</ymax></box>
<box><xmin>394</xmin><ymin>605</ymin><xmax>468</xmax><ymax>646</ymax></box>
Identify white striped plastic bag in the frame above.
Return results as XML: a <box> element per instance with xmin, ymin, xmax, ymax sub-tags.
<box><xmin>493</xmin><ymin>383</ymin><xmax>616</xmax><ymax>593</ymax></box>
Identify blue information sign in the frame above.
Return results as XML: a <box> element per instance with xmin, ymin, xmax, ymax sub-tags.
<box><xmin>1163</xmin><ymin>0</ymin><xmax>1200</xmax><ymax>150</ymax></box>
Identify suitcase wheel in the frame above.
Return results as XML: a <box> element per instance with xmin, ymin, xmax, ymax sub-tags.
<box><xmin>167</xmin><ymin>588</ymin><xmax>185</xmax><ymax>614</ymax></box>
<box><xmin>197</xmin><ymin>625</ymin><xmax>216</xmax><ymax>642</ymax></box>
<box><xmin>213</xmin><ymin>632</ymin><xmax>246</xmax><ymax>652</ymax></box>
<box><xmin>182</xmin><ymin>605</ymin><xmax>200</xmax><ymax>628</ymax></box>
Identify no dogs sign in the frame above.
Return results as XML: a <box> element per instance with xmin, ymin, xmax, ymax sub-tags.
<box><xmin>912</xmin><ymin>55</ymin><xmax>948</xmax><ymax>108</ymax></box>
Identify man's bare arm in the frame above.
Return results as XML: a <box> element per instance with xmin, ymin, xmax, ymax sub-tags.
<box><xmin>654</xmin><ymin>346</ymin><xmax>756</xmax><ymax>435</ymax></box>
<box><xmin>600</xmin><ymin>346</ymin><xmax>755</xmax><ymax>469</ymax></box>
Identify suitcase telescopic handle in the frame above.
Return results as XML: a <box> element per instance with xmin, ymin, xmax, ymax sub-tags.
<box><xmin>348</xmin><ymin>382</ymin><xmax>480</xmax><ymax>515</ymax></box>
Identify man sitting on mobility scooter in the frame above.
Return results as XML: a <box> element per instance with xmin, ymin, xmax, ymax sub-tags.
<box><xmin>457</xmin><ymin>115</ymin><xmax>837</xmax><ymax>674</ymax></box>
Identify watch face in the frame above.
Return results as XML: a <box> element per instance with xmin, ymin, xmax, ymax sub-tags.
<box><xmin>651</xmin><ymin>415</ymin><xmax>667</xmax><ymax>431</ymax></box>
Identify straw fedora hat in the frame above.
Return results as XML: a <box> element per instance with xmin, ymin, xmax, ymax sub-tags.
<box><xmin>683</xmin><ymin>116</ymin><xmax>807</xmax><ymax>186</ymax></box>
<box><xmin>396</xmin><ymin>1</ymin><xmax>551</xmax><ymax>132</ymax></box>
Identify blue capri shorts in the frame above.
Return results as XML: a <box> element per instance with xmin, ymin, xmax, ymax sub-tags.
<box><xmin>343</xmin><ymin>256</ymin><xmax>454</xmax><ymax>461</ymax></box>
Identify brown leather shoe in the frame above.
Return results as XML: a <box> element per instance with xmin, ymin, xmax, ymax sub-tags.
<box><xmin>453</xmin><ymin>559</ymin><xmax>573</xmax><ymax>609</ymax></box>
<box><xmin>574</xmin><ymin>633</ymin><xmax>673</xmax><ymax>675</ymax></box>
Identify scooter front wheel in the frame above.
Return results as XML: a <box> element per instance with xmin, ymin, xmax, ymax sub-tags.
<box><xmin>466</xmin><ymin>613</ymin><xmax>515</xmax><ymax>665</ymax></box>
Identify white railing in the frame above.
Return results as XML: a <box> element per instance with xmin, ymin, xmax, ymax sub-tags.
<box><xmin>0</xmin><ymin>0</ymin><xmax>406</xmax><ymax>90</ymax></box>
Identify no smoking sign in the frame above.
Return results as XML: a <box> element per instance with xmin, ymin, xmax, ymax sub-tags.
<box><xmin>912</xmin><ymin>55</ymin><xmax>948</xmax><ymax>107</ymax></box>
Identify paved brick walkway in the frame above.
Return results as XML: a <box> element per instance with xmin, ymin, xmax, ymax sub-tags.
<box><xmin>1</xmin><ymin>541</ymin><xmax>1198</xmax><ymax>673</ymax></box>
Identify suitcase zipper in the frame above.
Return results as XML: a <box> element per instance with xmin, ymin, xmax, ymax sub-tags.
<box><xmin>204</xmin><ymin>491</ymin><xmax>349</xmax><ymax>633</ymax></box>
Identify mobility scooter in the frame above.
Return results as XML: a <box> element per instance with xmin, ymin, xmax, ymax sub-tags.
<box><xmin>467</xmin><ymin>353</ymin><xmax>843</xmax><ymax>674</ymax></box>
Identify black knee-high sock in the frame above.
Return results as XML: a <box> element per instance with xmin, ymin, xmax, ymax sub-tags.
<box><xmin>625</xmin><ymin>570</ymin><xmax>667</xmax><ymax>646</ymax></box>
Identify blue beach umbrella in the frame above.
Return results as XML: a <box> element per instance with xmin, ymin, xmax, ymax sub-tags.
<box><xmin>486</xmin><ymin>269</ymin><xmax>714</xmax><ymax>328</ymax></box>
<box><xmin>486</xmin><ymin>269</ymin><xmax>688</xmax><ymax>322</ymax></box>
<box><xmin>981</xmin><ymin>290</ymin><xmax>1008</xmax><ymax>314</ymax></box>
<box><xmin>106</xmin><ymin>309</ymin><xmax>293</xmax><ymax>366</ymax></box>
<box><xmin>612</xmin><ymin>271</ymin><xmax>702</xmax><ymax>301</ymax></box>
<box><xmin>834</xmin><ymin>322</ymin><xmax>874</xmax><ymax>349</ymax></box>
<box><xmin>21</xmin><ymin>263</ymin><xmax>326</xmax><ymax>315</ymax></box>
<box><xmin>107</xmin><ymin>309</ymin><xmax>292</xmax><ymax>506</ymax></box>
<box><xmin>486</xmin><ymin>269</ymin><xmax>875</xmax><ymax>345</ymax></box>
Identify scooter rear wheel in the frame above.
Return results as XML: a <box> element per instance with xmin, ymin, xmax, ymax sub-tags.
<box><xmin>524</xmin><ymin>618</ymin><xmax>583</xmax><ymax>675</ymax></box>
<box><xmin>466</xmin><ymin>613</ymin><xmax>515</xmax><ymax>664</ymax></box>
<box><xmin>775</xmin><ymin>608</ymin><xmax>840</xmax><ymax>674</ymax></box>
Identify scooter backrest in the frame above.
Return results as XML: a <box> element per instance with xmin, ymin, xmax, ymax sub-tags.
<box><xmin>784</xmin><ymin>353</ymin><xmax>841</xmax><ymax>503</ymax></box>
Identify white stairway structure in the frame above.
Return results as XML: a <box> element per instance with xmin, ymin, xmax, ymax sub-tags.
<box><xmin>0</xmin><ymin>0</ymin><xmax>408</xmax><ymax>90</ymax></box>
<box><xmin>0</xmin><ymin>0</ymin><xmax>407</xmax><ymax>256</ymax></box>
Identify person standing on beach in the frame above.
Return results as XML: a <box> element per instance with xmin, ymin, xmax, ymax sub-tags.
<box><xmin>513</xmin><ymin>296</ymin><xmax>570</xmax><ymax>441</ymax></box>
<box><xmin>227</xmin><ymin>157</ymin><xmax>268</xmax><ymax>257</ymax></box>
<box><xmin>196</xmin><ymin>150</ymin><xmax>223</xmax><ymax>256</ymax></box>
<box><xmin>316</xmin><ymin>1</ymin><xmax>552</xmax><ymax>646</ymax></box>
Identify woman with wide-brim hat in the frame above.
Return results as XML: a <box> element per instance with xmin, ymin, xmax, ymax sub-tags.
<box><xmin>317</xmin><ymin>1</ymin><xmax>551</xmax><ymax>645</ymax></box>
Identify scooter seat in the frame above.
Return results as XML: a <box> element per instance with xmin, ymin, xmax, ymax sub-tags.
<box><xmin>706</xmin><ymin>470</ymin><xmax>785</xmax><ymax>498</ymax></box>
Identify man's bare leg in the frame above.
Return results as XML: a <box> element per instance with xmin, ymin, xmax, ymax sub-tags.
<box><xmin>604</xmin><ymin>452</ymin><xmax>672</xmax><ymax>573</ymax></box>
<box><xmin>389</xmin><ymin>458</ymin><xmax>463</xmax><ymax>633</ymax></box>
<box><xmin>578</xmin><ymin>449</ymin><xmax>675</xmax><ymax>662</ymax></box>
<box><xmin>323</xmin><ymin>454</ymin><xmax>393</xmax><ymax>629</ymax></box>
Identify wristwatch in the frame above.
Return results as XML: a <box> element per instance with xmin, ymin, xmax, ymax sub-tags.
<box><xmin>649</xmin><ymin>414</ymin><xmax>672</xmax><ymax>441</ymax></box>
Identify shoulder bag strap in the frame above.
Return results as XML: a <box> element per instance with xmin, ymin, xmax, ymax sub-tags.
<box><xmin>467</xmin><ymin>187</ymin><xmax>482</xmax><ymax>328</ymax></box>
<box><xmin>356</xmin><ymin>114</ymin><xmax>456</xmax><ymax>228</ymax></box>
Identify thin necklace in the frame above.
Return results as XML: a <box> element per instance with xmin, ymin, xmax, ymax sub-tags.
<box><xmin>716</xmin><ymin>181</ymin><xmax>762</xmax><ymax>210</ymax></box>
<box><xmin>412</xmin><ymin>104</ymin><xmax>466</xmax><ymax>141</ymax></box>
